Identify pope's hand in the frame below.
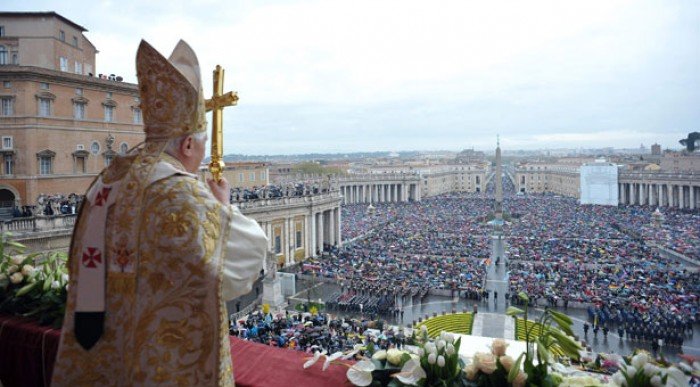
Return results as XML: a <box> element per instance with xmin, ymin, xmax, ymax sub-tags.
<box><xmin>207</xmin><ymin>177</ymin><xmax>231</xmax><ymax>205</ymax></box>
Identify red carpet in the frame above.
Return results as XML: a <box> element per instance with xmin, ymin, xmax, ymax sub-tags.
<box><xmin>0</xmin><ymin>315</ymin><xmax>350</xmax><ymax>387</ymax></box>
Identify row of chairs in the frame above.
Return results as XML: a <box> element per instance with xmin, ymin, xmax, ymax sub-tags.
<box><xmin>414</xmin><ymin>313</ymin><xmax>474</xmax><ymax>338</ymax></box>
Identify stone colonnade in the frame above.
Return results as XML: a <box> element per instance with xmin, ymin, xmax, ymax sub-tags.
<box><xmin>239</xmin><ymin>193</ymin><xmax>342</xmax><ymax>268</ymax></box>
<box><xmin>618</xmin><ymin>181</ymin><xmax>698</xmax><ymax>209</ymax></box>
<box><xmin>339</xmin><ymin>182</ymin><xmax>421</xmax><ymax>205</ymax></box>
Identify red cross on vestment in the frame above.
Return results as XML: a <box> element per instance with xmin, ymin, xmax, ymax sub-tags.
<box><xmin>82</xmin><ymin>247</ymin><xmax>102</xmax><ymax>268</ymax></box>
<box><xmin>94</xmin><ymin>187</ymin><xmax>112</xmax><ymax>207</ymax></box>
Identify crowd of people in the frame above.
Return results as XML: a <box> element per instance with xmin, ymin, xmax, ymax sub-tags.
<box><xmin>230</xmin><ymin>181</ymin><xmax>332</xmax><ymax>203</ymax></box>
<box><xmin>231</xmin><ymin>310</ymin><xmax>405</xmax><ymax>354</ymax></box>
<box><xmin>295</xmin><ymin>174</ymin><xmax>699</xmax><ymax>344</ymax></box>
<box><xmin>9</xmin><ymin>194</ymin><xmax>84</xmax><ymax>217</ymax></box>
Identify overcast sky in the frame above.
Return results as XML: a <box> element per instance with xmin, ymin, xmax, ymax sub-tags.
<box><xmin>8</xmin><ymin>0</ymin><xmax>700</xmax><ymax>155</ymax></box>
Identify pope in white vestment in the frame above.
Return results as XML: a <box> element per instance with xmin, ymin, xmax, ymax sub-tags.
<box><xmin>51</xmin><ymin>40</ymin><xmax>267</xmax><ymax>386</ymax></box>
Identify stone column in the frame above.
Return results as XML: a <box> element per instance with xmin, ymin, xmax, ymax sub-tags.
<box><xmin>690</xmin><ymin>185</ymin><xmax>696</xmax><ymax>210</ymax></box>
<box><xmin>317</xmin><ymin>212</ymin><xmax>324</xmax><ymax>253</ymax></box>
<box><xmin>329</xmin><ymin>208</ymin><xmax>336</xmax><ymax>246</ymax></box>
<box><xmin>305</xmin><ymin>214</ymin><xmax>313</xmax><ymax>259</ymax></box>
<box><xmin>658</xmin><ymin>184</ymin><xmax>663</xmax><ymax>207</ymax></box>
<box><xmin>680</xmin><ymin>185</ymin><xmax>686</xmax><ymax>209</ymax></box>
<box><xmin>619</xmin><ymin>183</ymin><xmax>625</xmax><ymax>205</ymax></box>
<box><xmin>266</xmin><ymin>222</ymin><xmax>273</xmax><ymax>251</ymax></box>
<box><xmin>667</xmin><ymin>184</ymin><xmax>673</xmax><ymax>207</ymax></box>
<box><xmin>285</xmin><ymin>217</ymin><xmax>292</xmax><ymax>266</ymax></box>
<box><xmin>312</xmin><ymin>214</ymin><xmax>318</xmax><ymax>257</ymax></box>
<box><xmin>336</xmin><ymin>207</ymin><xmax>342</xmax><ymax>247</ymax></box>
<box><xmin>637</xmin><ymin>183</ymin><xmax>643</xmax><ymax>205</ymax></box>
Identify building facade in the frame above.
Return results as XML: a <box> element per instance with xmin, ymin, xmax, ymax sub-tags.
<box><xmin>199</xmin><ymin>162</ymin><xmax>269</xmax><ymax>189</ymax></box>
<box><xmin>0</xmin><ymin>12</ymin><xmax>144</xmax><ymax>212</ymax></box>
<box><xmin>338</xmin><ymin>173</ymin><xmax>422</xmax><ymax>204</ymax></box>
<box><xmin>515</xmin><ymin>155</ymin><xmax>699</xmax><ymax>209</ymax></box>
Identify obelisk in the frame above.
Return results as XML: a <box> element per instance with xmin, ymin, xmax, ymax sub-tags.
<box><xmin>495</xmin><ymin>136</ymin><xmax>503</xmax><ymax>220</ymax></box>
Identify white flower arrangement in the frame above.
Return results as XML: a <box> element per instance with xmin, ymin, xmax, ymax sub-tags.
<box><xmin>610</xmin><ymin>350</ymin><xmax>691</xmax><ymax>387</ymax></box>
<box><xmin>0</xmin><ymin>233</ymin><xmax>69</xmax><ymax>326</ymax></box>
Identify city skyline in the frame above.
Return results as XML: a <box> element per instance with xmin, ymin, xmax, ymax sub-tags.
<box><xmin>5</xmin><ymin>0</ymin><xmax>699</xmax><ymax>155</ymax></box>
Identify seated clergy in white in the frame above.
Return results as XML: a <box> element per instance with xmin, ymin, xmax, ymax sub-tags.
<box><xmin>51</xmin><ymin>39</ymin><xmax>267</xmax><ymax>386</ymax></box>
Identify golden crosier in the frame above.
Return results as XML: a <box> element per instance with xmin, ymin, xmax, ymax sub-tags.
<box><xmin>206</xmin><ymin>65</ymin><xmax>239</xmax><ymax>182</ymax></box>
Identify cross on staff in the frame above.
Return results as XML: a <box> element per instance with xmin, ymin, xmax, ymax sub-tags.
<box><xmin>205</xmin><ymin>65</ymin><xmax>239</xmax><ymax>181</ymax></box>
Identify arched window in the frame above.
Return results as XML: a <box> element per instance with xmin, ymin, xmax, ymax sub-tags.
<box><xmin>90</xmin><ymin>141</ymin><xmax>100</xmax><ymax>155</ymax></box>
<box><xmin>120</xmin><ymin>142</ymin><xmax>128</xmax><ymax>154</ymax></box>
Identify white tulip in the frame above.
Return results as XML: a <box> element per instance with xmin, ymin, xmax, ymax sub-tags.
<box><xmin>428</xmin><ymin>353</ymin><xmax>437</xmax><ymax>365</ymax></box>
<box><xmin>437</xmin><ymin>355</ymin><xmax>445</xmax><ymax>367</ymax></box>
<box><xmin>416</xmin><ymin>347</ymin><xmax>425</xmax><ymax>357</ymax></box>
<box><xmin>7</xmin><ymin>265</ymin><xmax>18</xmax><ymax>274</ymax></box>
<box><xmin>51</xmin><ymin>280</ymin><xmax>61</xmax><ymax>290</ymax></box>
<box><xmin>424</xmin><ymin>343</ymin><xmax>436</xmax><ymax>354</ymax></box>
<box><xmin>611</xmin><ymin>371</ymin><xmax>626</xmax><ymax>386</ymax></box>
<box><xmin>9</xmin><ymin>272</ymin><xmax>23</xmax><ymax>284</ymax></box>
<box><xmin>440</xmin><ymin>331</ymin><xmax>446</xmax><ymax>340</ymax></box>
<box><xmin>0</xmin><ymin>273</ymin><xmax>7</xmax><ymax>281</ymax></box>
<box><xmin>62</xmin><ymin>273</ymin><xmax>69</xmax><ymax>282</ymax></box>
<box><xmin>11</xmin><ymin>255</ymin><xmax>24</xmax><ymax>266</ymax></box>
<box><xmin>664</xmin><ymin>366</ymin><xmax>689</xmax><ymax>386</ymax></box>
<box><xmin>650</xmin><ymin>375</ymin><xmax>662</xmax><ymax>387</ymax></box>
<box><xmin>387</xmin><ymin>349</ymin><xmax>405</xmax><ymax>366</ymax></box>
<box><xmin>436</xmin><ymin>340</ymin><xmax>446</xmax><ymax>350</ymax></box>
<box><xmin>444</xmin><ymin>333</ymin><xmax>454</xmax><ymax>343</ymax></box>
<box><xmin>446</xmin><ymin>343</ymin><xmax>455</xmax><ymax>355</ymax></box>
<box><xmin>420</xmin><ymin>325</ymin><xmax>427</xmax><ymax>332</ymax></box>
<box><xmin>372</xmin><ymin>350</ymin><xmax>387</xmax><ymax>361</ymax></box>
<box><xmin>21</xmin><ymin>264</ymin><xmax>35</xmax><ymax>277</ymax></box>
<box><xmin>631</xmin><ymin>353</ymin><xmax>648</xmax><ymax>370</ymax></box>
<box><xmin>643</xmin><ymin>363</ymin><xmax>660</xmax><ymax>377</ymax></box>
<box><xmin>624</xmin><ymin>366</ymin><xmax>637</xmax><ymax>377</ymax></box>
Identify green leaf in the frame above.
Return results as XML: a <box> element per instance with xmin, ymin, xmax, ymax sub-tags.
<box><xmin>535</xmin><ymin>338</ymin><xmax>549</xmax><ymax>364</ymax></box>
<box><xmin>517</xmin><ymin>291</ymin><xmax>529</xmax><ymax>302</ymax></box>
<box><xmin>508</xmin><ymin>353</ymin><xmax>524</xmax><ymax>383</ymax></box>
<box><xmin>506</xmin><ymin>306</ymin><xmax>525</xmax><ymax>316</ymax></box>
<box><xmin>548</xmin><ymin>309</ymin><xmax>572</xmax><ymax>325</ymax></box>
<box><xmin>16</xmin><ymin>280</ymin><xmax>40</xmax><ymax>297</ymax></box>
<box><xmin>548</xmin><ymin>313</ymin><xmax>574</xmax><ymax>337</ymax></box>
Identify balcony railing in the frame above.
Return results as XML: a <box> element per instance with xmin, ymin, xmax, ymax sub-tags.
<box><xmin>235</xmin><ymin>191</ymin><xmax>341</xmax><ymax>210</ymax></box>
<box><xmin>0</xmin><ymin>214</ymin><xmax>77</xmax><ymax>233</ymax></box>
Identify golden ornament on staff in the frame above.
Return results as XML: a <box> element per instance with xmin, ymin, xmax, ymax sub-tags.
<box><xmin>205</xmin><ymin>65</ymin><xmax>239</xmax><ymax>181</ymax></box>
